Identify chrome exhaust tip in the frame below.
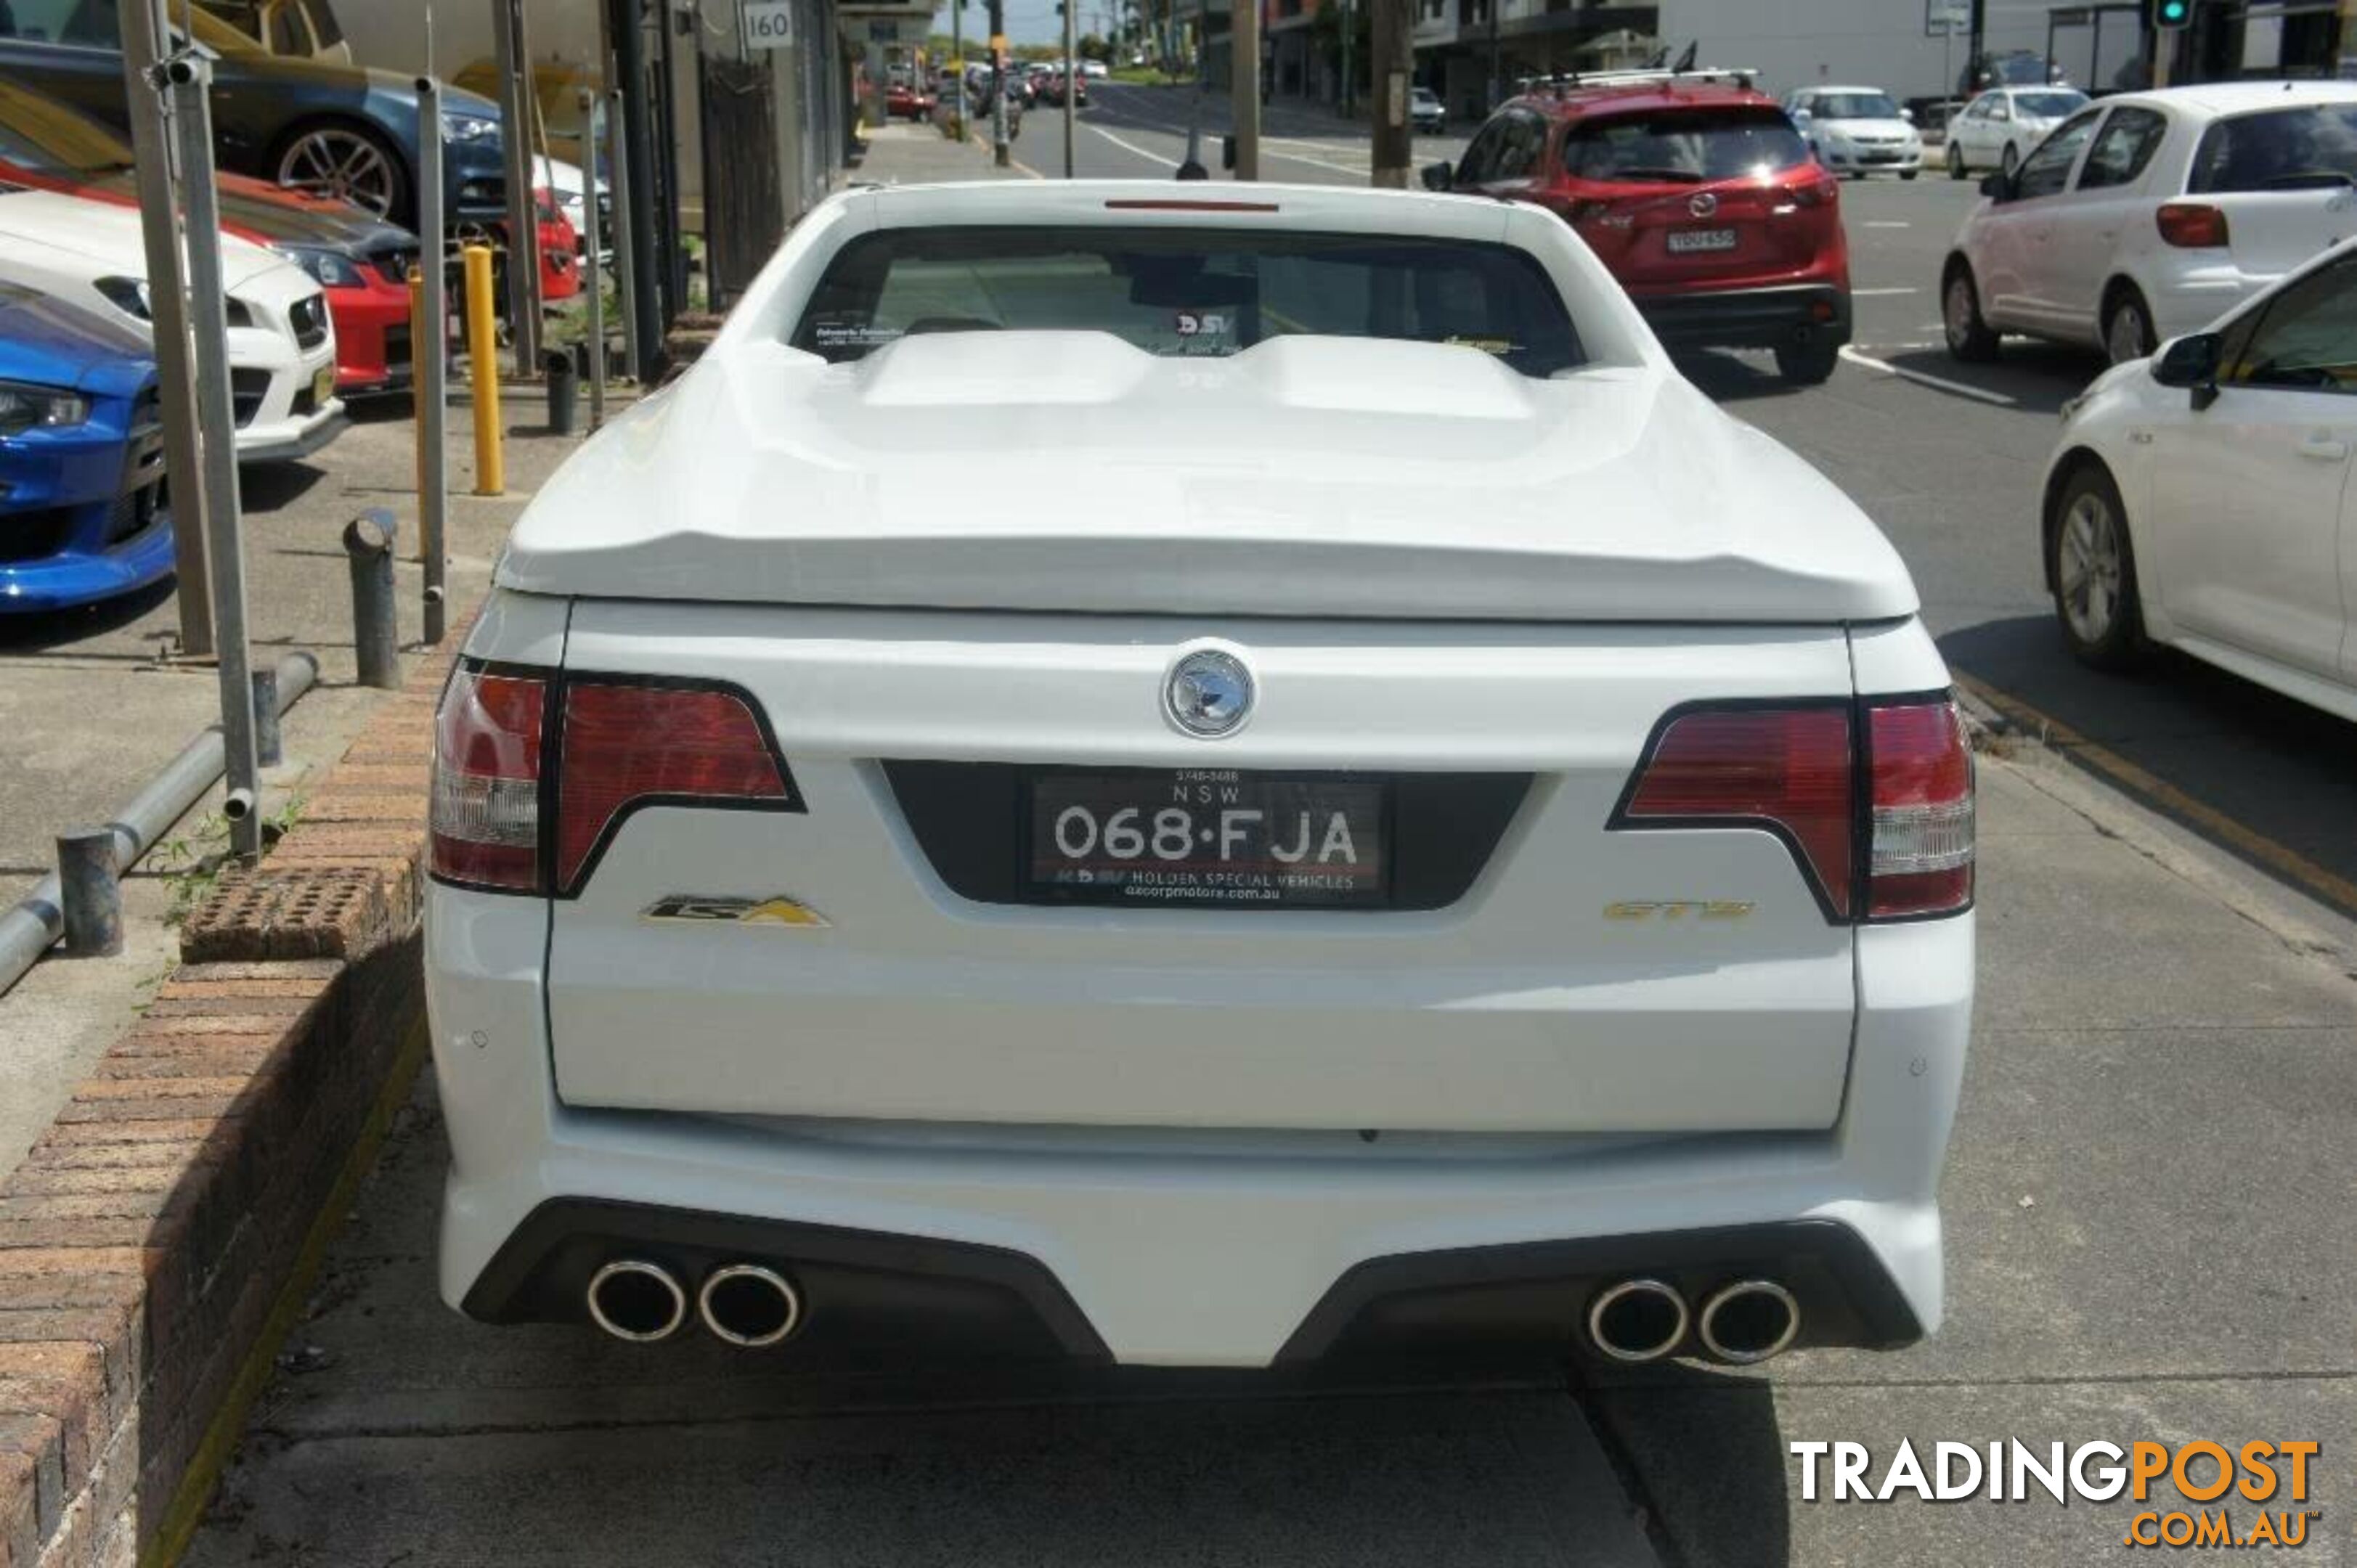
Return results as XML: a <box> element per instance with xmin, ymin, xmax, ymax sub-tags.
<box><xmin>1696</xmin><ymin>1279</ymin><xmax>1801</xmax><ymax>1365</ymax></box>
<box><xmin>697</xmin><ymin>1262</ymin><xmax>804</xmax><ymax>1348</ymax></box>
<box><xmin>585</xmin><ymin>1259</ymin><xmax>688</xmax><ymax>1342</ymax></box>
<box><xmin>1585</xmin><ymin>1278</ymin><xmax>1690</xmax><ymax>1363</ymax></box>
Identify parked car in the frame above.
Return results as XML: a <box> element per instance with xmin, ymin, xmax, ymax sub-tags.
<box><xmin>0</xmin><ymin>1</ymin><xmax>505</xmax><ymax>229</ymax></box>
<box><xmin>1081</xmin><ymin>58</ymin><xmax>1107</xmax><ymax>78</ymax></box>
<box><xmin>425</xmin><ymin>180</ymin><xmax>1974</xmax><ymax>1371</ymax></box>
<box><xmin>192</xmin><ymin>0</ymin><xmax>349</xmax><ymax>63</ymax></box>
<box><xmin>1944</xmin><ymin>81</ymin><xmax>2357</xmax><ymax>367</ymax></box>
<box><xmin>0</xmin><ymin>277</ymin><xmax>171</xmax><ymax>611</ymax></box>
<box><xmin>534</xmin><ymin>153</ymin><xmax>610</xmax><ymax>264</ymax></box>
<box><xmin>1942</xmin><ymin>86</ymin><xmax>2088</xmax><ymax>179</ymax></box>
<box><xmin>0</xmin><ymin>79</ymin><xmax>417</xmax><ymax>396</ymax></box>
<box><xmin>1425</xmin><ymin>70</ymin><xmax>1850</xmax><ymax>384</ymax></box>
<box><xmin>1037</xmin><ymin>67</ymin><xmax>1088</xmax><ymax>107</ymax></box>
<box><xmin>1411</xmin><ymin>84</ymin><xmax>1446</xmax><ymax>134</ymax></box>
<box><xmin>534</xmin><ymin>189</ymin><xmax>580</xmax><ymax>302</ymax></box>
<box><xmin>0</xmin><ymin>186</ymin><xmax>343</xmax><ymax>462</ymax></box>
<box><xmin>1783</xmin><ymin>85</ymin><xmax>1922</xmax><ymax>179</ymax></box>
<box><xmin>2041</xmin><ymin>235</ymin><xmax>2357</xmax><ymax>722</ymax></box>
<box><xmin>884</xmin><ymin>79</ymin><xmax>935</xmax><ymax>121</ymax></box>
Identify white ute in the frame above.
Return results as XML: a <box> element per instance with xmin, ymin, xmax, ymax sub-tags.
<box><xmin>426</xmin><ymin>181</ymin><xmax>1977</xmax><ymax>1368</ymax></box>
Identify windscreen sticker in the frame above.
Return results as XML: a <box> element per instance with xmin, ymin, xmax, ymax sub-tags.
<box><xmin>810</xmin><ymin>319</ymin><xmax>904</xmax><ymax>350</ymax></box>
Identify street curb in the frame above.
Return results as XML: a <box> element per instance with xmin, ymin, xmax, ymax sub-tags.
<box><xmin>0</xmin><ymin>626</ymin><xmax>468</xmax><ymax>1568</ymax></box>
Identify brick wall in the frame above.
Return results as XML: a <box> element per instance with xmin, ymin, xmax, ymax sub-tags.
<box><xmin>0</xmin><ymin>630</ymin><xmax>463</xmax><ymax>1568</ymax></box>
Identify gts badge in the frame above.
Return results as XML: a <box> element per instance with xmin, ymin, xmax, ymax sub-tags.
<box><xmin>1605</xmin><ymin>900</ymin><xmax>1754</xmax><ymax>922</ymax></box>
<box><xmin>642</xmin><ymin>895</ymin><xmax>830</xmax><ymax>929</ymax></box>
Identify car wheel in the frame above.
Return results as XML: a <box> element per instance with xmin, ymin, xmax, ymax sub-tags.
<box><xmin>2103</xmin><ymin>286</ymin><xmax>2156</xmax><ymax>365</ymax></box>
<box><xmin>1901</xmin><ymin>168</ymin><xmax>1919</xmax><ymax>181</ymax></box>
<box><xmin>1775</xmin><ymin>339</ymin><xmax>1840</xmax><ymax>385</ymax></box>
<box><xmin>274</xmin><ymin>121</ymin><xmax>410</xmax><ymax>223</ymax></box>
<box><xmin>2000</xmin><ymin>142</ymin><xmax>2019</xmax><ymax>178</ymax></box>
<box><xmin>2048</xmin><ymin>463</ymin><xmax>2148</xmax><ymax>670</ymax></box>
<box><xmin>1943</xmin><ymin>264</ymin><xmax>2000</xmax><ymax>362</ymax></box>
<box><xmin>1947</xmin><ymin>143</ymin><xmax>1966</xmax><ymax>179</ymax></box>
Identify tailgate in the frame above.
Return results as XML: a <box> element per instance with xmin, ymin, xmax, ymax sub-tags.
<box><xmin>544</xmin><ymin>603</ymin><xmax>1862</xmax><ymax>1134</ymax></box>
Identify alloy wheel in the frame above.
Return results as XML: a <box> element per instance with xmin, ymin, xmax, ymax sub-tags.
<box><xmin>2106</xmin><ymin>297</ymin><xmax>2152</xmax><ymax>365</ymax></box>
<box><xmin>1945</xmin><ymin>277</ymin><xmax>1974</xmax><ymax>348</ymax></box>
<box><xmin>277</xmin><ymin>127</ymin><xmax>398</xmax><ymax>218</ymax></box>
<box><xmin>2057</xmin><ymin>492</ymin><xmax>2124</xmax><ymax>645</ymax></box>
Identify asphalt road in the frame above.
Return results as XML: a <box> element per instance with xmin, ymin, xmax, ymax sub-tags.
<box><xmin>166</xmin><ymin>103</ymin><xmax>2357</xmax><ymax>1568</ymax></box>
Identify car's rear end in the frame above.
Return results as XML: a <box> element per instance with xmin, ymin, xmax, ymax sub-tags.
<box><xmin>425</xmin><ymin>184</ymin><xmax>1972</xmax><ymax>1371</ymax></box>
<box><xmin>2139</xmin><ymin>89</ymin><xmax>2357</xmax><ymax>340</ymax></box>
<box><xmin>1536</xmin><ymin>89</ymin><xmax>1851</xmax><ymax>377</ymax></box>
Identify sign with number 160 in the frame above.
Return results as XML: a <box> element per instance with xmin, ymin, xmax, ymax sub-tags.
<box><xmin>742</xmin><ymin>0</ymin><xmax>794</xmax><ymax>49</ymax></box>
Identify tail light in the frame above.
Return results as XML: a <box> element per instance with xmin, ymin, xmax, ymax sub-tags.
<box><xmin>1613</xmin><ymin>695</ymin><xmax>1974</xmax><ymax>924</ymax></box>
<box><xmin>1790</xmin><ymin>175</ymin><xmax>1841</xmax><ymax>209</ymax></box>
<box><xmin>430</xmin><ymin>663</ymin><xmax>802</xmax><ymax>898</ymax></box>
<box><xmin>2157</xmin><ymin>203</ymin><xmax>2229</xmax><ymax>248</ymax></box>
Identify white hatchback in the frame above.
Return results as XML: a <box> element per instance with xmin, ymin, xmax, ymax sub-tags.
<box><xmin>1945</xmin><ymin>80</ymin><xmax>2357</xmax><ymax>367</ymax></box>
<box><xmin>1786</xmin><ymin>85</ymin><xmax>1923</xmax><ymax>179</ymax></box>
<box><xmin>2042</xmin><ymin>237</ymin><xmax>2357</xmax><ymax>722</ymax></box>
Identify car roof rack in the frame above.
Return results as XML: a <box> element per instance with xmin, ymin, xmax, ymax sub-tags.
<box><xmin>1518</xmin><ymin>67</ymin><xmax>1759</xmax><ymax>97</ymax></box>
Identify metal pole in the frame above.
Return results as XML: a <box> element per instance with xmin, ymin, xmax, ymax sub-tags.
<box><xmin>656</xmin><ymin>0</ymin><xmax>686</xmax><ymax>312</ymax></box>
<box><xmin>56</xmin><ymin>831</ymin><xmax>123</xmax><ymax>959</ymax></box>
<box><xmin>611</xmin><ymin>0</ymin><xmax>666</xmax><ymax>372</ymax></box>
<box><xmin>494</xmin><ymin>0</ymin><xmax>540</xmax><ymax>371</ymax></box>
<box><xmin>608</xmin><ymin>83</ymin><xmax>644</xmax><ymax>380</ymax></box>
<box><xmin>1064</xmin><ymin>0</ymin><xmax>1079</xmax><ymax>176</ymax></box>
<box><xmin>0</xmin><ymin>653</ymin><xmax>318</xmax><ymax>1000</ymax></box>
<box><xmin>417</xmin><ymin>75</ymin><xmax>450</xmax><ymax>646</ymax></box>
<box><xmin>582</xmin><ymin>86</ymin><xmax>608</xmax><ymax>429</ymax></box>
<box><xmin>1340</xmin><ymin>0</ymin><xmax>1353</xmax><ymax>118</ymax></box>
<box><xmin>118</xmin><ymin>0</ymin><xmax>212</xmax><ymax>659</ymax></box>
<box><xmin>990</xmin><ymin>1</ymin><xmax>1011</xmax><ymax>167</ymax></box>
<box><xmin>166</xmin><ymin>58</ymin><xmax>262</xmax><ymax>865</ymax></box>
<box><xmin>344</xmin><ymin>510</ymin><xmax>402</xmax><ymax>690</ymax></box>
<box><xmin>953</xmin><ymin>0</ymin><xmax>969</xmax><ymax>136</ymax></box>
<box><xmin>251</xmin><ymin>667</ymin><xmax>282</xmax><ymax>767</ymax></box>
<box><xmin>1369</xmin><ymin>0</ymin><xmax>1408</xmax><ymax>187</ymax></box>
<box><xmin>1232</xmin><ymin>0</ymin><xmax>1260</xmax><ymax>177</ymax></box>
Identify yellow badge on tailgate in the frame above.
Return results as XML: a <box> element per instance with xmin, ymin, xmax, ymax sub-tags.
<box><xmin>641</xmin><ymin>895</ymin><xmax>830</xmax><ymax>928</ymax></box>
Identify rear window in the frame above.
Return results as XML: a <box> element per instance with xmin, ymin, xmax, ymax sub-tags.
<box><xmin>2189</xmin><ymin>105</ymin><xmax>2357</xmax><ymax>193</ymax></box>
<box><xmin>1563</xmin><ymin>108</ymin><xmax>1811</xmax><ymax>183</ymax></box>
<box><xmin>791</xmin><ymin>225</ymin><xmax>1584</xmax><ymax>377</ymax></box>
<box><xmin>2015</xmin><ymin>90</ymin><xmax>2086</xmax><ymax>118</ymax></box>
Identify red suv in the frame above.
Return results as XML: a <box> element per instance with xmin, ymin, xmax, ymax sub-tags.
<box><xmin>1427</xmin><ymin>73</ymin><xmax>1850</xmax><ymax>384</ymax></box>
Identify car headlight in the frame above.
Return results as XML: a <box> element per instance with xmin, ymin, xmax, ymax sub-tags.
<box><xmin>94</xmin><ymin>275</ymin><xmax>152</xmax><ymax>322</ymax></box>
<box><xmin>441</xmin><ymin>110</ymin><xmax>500</xmax><ymax>145</ymax></box>
<box><xmin>275</xmin><ymin>245</ymin><xmax>367</xmax><ymax>288</ymax></box>
<box><xmin>0</xmin><ymin>380</ymin><xmax>92</xmax><ymax>436</ymax></box>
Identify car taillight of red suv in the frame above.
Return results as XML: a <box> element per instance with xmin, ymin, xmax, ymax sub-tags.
<box><xmin>1435</xmin><ymin>79</ymin><xmax>1852</xmax><ymax>385</ymax></box>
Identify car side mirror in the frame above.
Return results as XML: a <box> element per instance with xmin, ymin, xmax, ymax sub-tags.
<box><xmin>1791</xmin><ymin>108</ymin><xmax>1812</xmax><ymax>128</ymax></box>
<box><xmin>1900</xmin><ymin>107</ymin><xmax>1916</xmax><ymax>122</ymax></box>
<box><xmin>1979</xmin><ymin>170</ymin><xmax>2014</xmax><ymax>201</ymax></box>
<box><xmin>1421</xmin><ymin>160</ymin><xmax>1454</xmax><ymax>191</ymax></box>
<box><xmin>2152</xmin><ymin>332</ymin><xmax>2221</xmax><ymax>409</ymax></box>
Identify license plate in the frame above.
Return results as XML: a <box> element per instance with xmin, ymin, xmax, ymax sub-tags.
<box><xmin>1025</xmin><ymin>769</ymin><xmax>1388</xmax><ymax>908</ymax></box>
<box><xmin>312</xmin><ymin>364</ymin><xmax>335</xmax><ymax>405</ymax></box>
<box><xmin>1666</xmin><ymin>228</ymin><xmax>1738</xmax><ymax>254</ymax></box>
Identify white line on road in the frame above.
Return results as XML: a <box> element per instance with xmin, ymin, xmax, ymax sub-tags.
<box><xmin>1081</xmin><ymin>121</ymin><xmax>1180</xmax><ymax>169</ymax></box>
<box><xmin>1852</xmin><ymin>286</ymin><xmax>1920</xmax><ymax>296</ymax></box>
<box><xmin>1838</xmin><ymin>345</ymin><xmax>2018</xmax><ymax>406</ymax></box>
<box><xmin>1860</xmin><ymin>220</ymin><xmax>1913</xmax><ymax>229</ymax></box>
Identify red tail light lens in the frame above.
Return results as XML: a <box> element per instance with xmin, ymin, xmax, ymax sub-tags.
<box><xmin>431</xmin><ymin>666</ymin><xmax>548</xmax><ymax>892</ymax></box>
<box><xmin>1791</xmin><ymin>175</ymin><xmax>1841</xmax><ymax>208</ymax></box>
<box><xmin>555</xmin><ymin>682</ymin><xmax>791</xmax><ymax>894</ymax></box>
<box><xmin>1866</xmin><ymin>701</ymin><xmax>1975</xmax><ymax>918</ymax></box>
<box><xmin>1618</xmin><ymin>706</ymin><xmax>1855</xmax><ymax>919</ymax></box>
<box><xmin>2157</xmin><ymin>202</ymin><xmax>2229</xmax><ymax>248</ymax></box>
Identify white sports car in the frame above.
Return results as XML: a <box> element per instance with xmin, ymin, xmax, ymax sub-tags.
<box><xmin>2043</xmin><ymin>236</ymin><xmax>2357</xmax><ymax>723</ymax></box>
<box><xmin>0</xmin><ymin>184</ymin><xmax>343</xmax><ymax>464</ymax></box>
<box><xmin>426</xmin><ymin>181</ymin><xmax>1976</xmax><ymax>1368</ymax></box>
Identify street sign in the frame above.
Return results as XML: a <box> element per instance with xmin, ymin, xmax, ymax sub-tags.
<box><xmin>1924</xmin><ymin>0</ymin><xmax>1968</xmax><ymax>36</ymax></box>
<box><xmin>741</xmin><ymin>0</ymin><xmax>794</xmax><ymax>49</ymax></box>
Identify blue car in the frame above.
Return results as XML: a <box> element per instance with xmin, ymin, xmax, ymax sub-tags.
<box><xmin>0</xmin><ymin>279</ymin><xmax>171</xmax><ymax>612</ymax></box>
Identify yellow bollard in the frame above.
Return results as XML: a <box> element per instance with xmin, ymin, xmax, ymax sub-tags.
<box><xmin>463</xmin><ymin>243</ymin><xmax>502</xmax><ymax>497</ymax></box>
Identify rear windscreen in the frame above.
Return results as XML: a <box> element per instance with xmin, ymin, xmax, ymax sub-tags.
<box><xmin>2189</xmin><ymin>105</ymin><xmax>2357</xmax><ymax>193</ymax></box>
<box><xmin>1563</xmin><ymin>109</ymin><xmax>1812</xmax><ymax>183</ymax></box>
<box><xmin>789</xmin><ymin>225</ymin><xmax>1584</xmax><ymax>376</ymax></box>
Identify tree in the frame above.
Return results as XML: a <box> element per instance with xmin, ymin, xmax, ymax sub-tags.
<box><xmin>1079</xmin><ymin>31</ymin><xmax>1112</xmax><ymax>60</ymax></box>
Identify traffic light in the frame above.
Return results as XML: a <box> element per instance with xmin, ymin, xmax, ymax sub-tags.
<box><xmin>2153</xmin><ymin>0</ymin><xmax>2191</xmax><ymax>30</ymax></box>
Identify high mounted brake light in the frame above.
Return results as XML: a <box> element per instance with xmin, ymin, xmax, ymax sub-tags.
<box><xmin>429</xmin><ymin>663</ymin><xmax>802</xmax><ymax>899</ymax></box>
<box><xmin>1102</xmin><ymin>199</ymin><xmax>1281</xmax><ymax>212</ymax></box>
<box><xmin>1612</xmin><ymin>695</ymin><xmax>1974</xmax><ymax>924</ymax></box>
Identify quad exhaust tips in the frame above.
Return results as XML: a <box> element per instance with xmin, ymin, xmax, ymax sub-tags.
<box><xmin>585</xmin><ymin>1259</ymin><xmax>688</xmax><ymax>1342</ymax></box>
<box><xmin>697</xmin><ymin>1263</ymin><xmax>804</xmax><ymax>1347</ymax></box>
<box><xmin>1586</xmin><ymin>1277</ymin><xmax>1802</xmax><ymax>1365</ymax></box>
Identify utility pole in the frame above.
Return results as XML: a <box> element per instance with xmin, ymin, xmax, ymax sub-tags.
<box><xmin>990</xmin><ymin>0</ymin><xmax>1011</xmax><ymax>166</ymax></box>
<box><xmin>1369</xmin><ymin>0</ymin><xmax>1407</xmax><ymax>184</ymax></box>
<box><xmin>493</xmin><ymin>0</ymin><xmax>539</xmax><ymax>370</ymax></box>
<box><xmin>951</xmin><ymin>0</ymin><xmax>968</xmax><ymax>136</ymax></box>
<box><xmin>117</xmin><ymin>0</ymin><xmax>211</xmax><ymax>658</ymax></box>
<box><xmin>1064</xmin><ymin>0</ymin><xmax>1078</xmax><ymax>176</ymax></box>
<box><xmin>1234</xmin><ymin>0</ymin><xmax>1261</xmax><ymax>177</ymax></box>
<box><xmin>1340</xmin><ymin>0</ymin><xmax>1353</xmax><ymax>118</ymax></box>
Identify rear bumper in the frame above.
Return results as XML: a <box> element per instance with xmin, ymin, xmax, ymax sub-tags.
<box><xmin>1630</xmin><ymin>282</ymin><xmax>1852</xmax><ymax>354</ymax></box>
<box><xmin>428</xmin><ymin>888</ymin><xmax>1970</xmax><ymax>1366</ymax></box>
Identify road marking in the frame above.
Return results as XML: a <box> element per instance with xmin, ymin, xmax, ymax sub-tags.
<box><xmin>1082</xmin><ymin>121</ymin><xmax>1179</xmax><ymax>168</ymax></box>
<box><xmin>1861</xmin><ymin>220</ymin><xmax>1913</xmax><ymax>229</ymax></box>
<box><xmin>1956</xmin><ymin>672</ymin><xmax>2357</xmax><ymax>918</ymax></box>
<box><xmin>1838</xmin><ymin>345</ymin><xmax>2017</xmax><ymax>406</ymax></box>
<box><xmin>1852</xmin><ymin>286</ymin><xmax>1920</xmax><ymax>295</ymax></box>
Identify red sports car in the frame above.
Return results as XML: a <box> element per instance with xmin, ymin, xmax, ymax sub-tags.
<box><xmin>1428</xmin><ymin>70</ymin><xmax>1850</xmax><ymax>385</ymax></box>
<box><xmin>885</xmin><ymin>81</ymin><xmax>936</xmax><ymax>121</ymax></box>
